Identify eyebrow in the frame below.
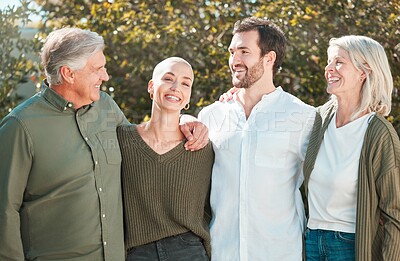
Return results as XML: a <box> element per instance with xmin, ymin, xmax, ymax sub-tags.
<box><xmin>228</xmin><ymin>46</ymin><xmax>250</xmax><ymax>51</ymax></box>
<box><xmin>328</xmin><ymin>55</ymin><xmax>346</xmax><ymax>61</ymax></box>
<box><xmin>164</xmin><ymin>72</ymin><xmax>193</xmax><ymax>81</ymax></box>
<box><xmin>92</xmin><ymin>64</ymin><xmax>105</xmax><ymax>70</ymax></box>
<box><xmin>330</xmin><ymin>54</ymin><xmax>346</xmax><ymax>59</ymax></box>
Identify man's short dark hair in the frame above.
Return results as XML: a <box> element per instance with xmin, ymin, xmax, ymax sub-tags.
<box><xmin>233</xmin><ymin>17</ymin><xmax>286</xmax><ymax>77</ymax></box>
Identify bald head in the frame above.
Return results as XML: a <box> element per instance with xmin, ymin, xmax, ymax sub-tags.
<box><xmin>152</xmin><ymin>57</ymin><xmax>193</xmax><ymax>81</ymax></box>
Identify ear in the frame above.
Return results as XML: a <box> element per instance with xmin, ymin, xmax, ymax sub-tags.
<box><xmin>360</xmin><ymin>71</ymin><xmax>367</xmax><ymax>81</ymax></box>
<box><xmin>264</xmin><ymin>51</ymin><xmax>276</xmax><ymax>66</ymax></box>
<box><xmin>59</xmin><ymin>66</ymin><xmax>75</xmax><ymax>84</ymax></box>
<box><xmin>148</xmin><ymin>79</ymin><xmax>154</xmax><ymax>94</ymax></box>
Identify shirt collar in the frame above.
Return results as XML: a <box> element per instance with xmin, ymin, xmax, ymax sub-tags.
<box><xmin>41</xmin><ymin>81</ymin><xmax>94</xmax><ymax>112</ymax></box>
<box><xmin>261</xmin><ymin>86</ymin><xmax>283</xmax><ymax>101</ymax></box>
<box><xmin>231</xmin><ymin>86</ymin><xmax>283</xmax><ymax>104</ymax></box>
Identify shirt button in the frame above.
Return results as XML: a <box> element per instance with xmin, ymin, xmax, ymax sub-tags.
<box><xmin>68</xmin><ymin>103</ymin><xmax>73</xmax><ymax>108</ymax></box>
<box><xmin>84</xmin><ymin>137</ymin><xmax>88</xmax><ymax>141</ymax></box>
<box><xmin>103</xmin><ymin>241</ymin><xmax>107</xmax><ymax>246</ymax></box>
<box><xmin>99</xmin><ymin>188</ymin><xmax>103</xmax><ymax>192</ymax></box>
<box><xmin>102</xmin><ymin>214</ymin><xmax>106</xmax><ymax>218</ymax></box>
<box><xmin>95</xmin><ymin>161</ymin><xmax>98</xmax><ymax>165</ymax></box>
<box><xmin>63</xmin><ymin>107</ymin><xmax>67</xmax><ymax>111</ymax></box>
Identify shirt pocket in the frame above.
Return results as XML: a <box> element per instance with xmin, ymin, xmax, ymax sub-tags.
<box><xmin>255</xmin><ymin>132</ymin><xmax>290</xmax><ymax>168</ymax></box>
<box><xmin>95</xmin><ymin>131</ymin><xmax>121</xmax><ymax>164</ymax></box>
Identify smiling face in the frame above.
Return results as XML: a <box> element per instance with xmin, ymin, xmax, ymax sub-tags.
<box><xmin>148</xmin><ymin>58</ymin><xmax>193</xmax><ymax>112</ymax></box>
<box><xmin>325</xmin><ymin>46</ymin><xmax>365</xmax><ymax>99</ymax></box>
<box><xmin>228</xmin><ymin>30</ymin><xmax>265</xmax><ymax>89</ymax></box>
<box><xmin>71</xmin><ymin>51</ymin><xmax>109</xmax><ymax>107</ymax></box>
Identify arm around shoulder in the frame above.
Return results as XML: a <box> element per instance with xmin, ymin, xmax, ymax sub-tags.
<box><xmin>179</xmin><ymin>114</ymin><xmax>209</xmax><ymax>151</ymax></box>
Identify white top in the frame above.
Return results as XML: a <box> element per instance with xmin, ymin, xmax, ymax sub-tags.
<box><xmin>198</xmin><ymin>87</ymin><xmax>315</xmax><ymax>261</ymax></box>
<box><xmin>307</xmin><ymin>112</ymin><xmax>375</xmax><ymax>233</ymax></box>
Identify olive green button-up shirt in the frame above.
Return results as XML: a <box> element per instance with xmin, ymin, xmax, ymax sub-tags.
<box><xmin>0</xmin><ymin>82</ymin><xmax>129</xmax><ymax>260</ymax></box>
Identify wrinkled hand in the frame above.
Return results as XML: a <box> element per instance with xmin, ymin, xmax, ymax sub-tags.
<box><xmin>219</xmin><ymin>87</ymin><xmax>239</xmax><ymax>102</ymax></box>
<box><xmin>179</xmin><ymin>120</ymin><xmax>209</xmax><ymax>151</ymax></box>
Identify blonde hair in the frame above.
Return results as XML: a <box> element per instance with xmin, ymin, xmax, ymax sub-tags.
<box><xmin>329</xmin><ymin>35</ymin><xmax>393</xmax><ymax>118</ymax></box>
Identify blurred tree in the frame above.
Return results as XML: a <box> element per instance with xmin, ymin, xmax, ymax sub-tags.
<box><xmin>12</xmin><ymin>0</ymin><xmax>400</xmax><ymax>134</ymax></box>
<box><xmin>0</xmin><ymin>0</ymin><xmax>39</xmax><ymax>119</ymax></box>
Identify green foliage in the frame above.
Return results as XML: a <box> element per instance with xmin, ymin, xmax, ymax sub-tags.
<box><xmin>0</xmin><ymin>0</ymin><xmax>39</xmax><ymax>119</ymax></box>
<box><xmin>9</xmin><ymin>0</ymin><xmax>400</xmax><ymax>134</ymax></box>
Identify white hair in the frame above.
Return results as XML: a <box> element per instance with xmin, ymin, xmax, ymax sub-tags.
<box><xmin>328</xmin><ymin>35</ymin><xmax>393</xmax><ymax>118</ymax></box>
<box><xmin>40</xmin><ymin>27</ymin><xmax>105</xmax><ymax>85</ymax></box>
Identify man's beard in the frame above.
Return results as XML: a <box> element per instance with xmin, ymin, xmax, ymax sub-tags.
<box><xmin>232</xmin><ymin>58</ymin><xmax>264</xmax><ymax>89</ymax></box>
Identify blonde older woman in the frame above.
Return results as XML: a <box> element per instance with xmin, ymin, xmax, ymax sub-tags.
<box><xmin>303</xmin><ymin>35</ymin><xmax>400</xmax><ymax>261</ymax></box>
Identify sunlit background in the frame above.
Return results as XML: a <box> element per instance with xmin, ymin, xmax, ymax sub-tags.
<box><xmin>1</xmin><ymin>0</ymin><xmax>399</xmax><ymax>134</ymax></box>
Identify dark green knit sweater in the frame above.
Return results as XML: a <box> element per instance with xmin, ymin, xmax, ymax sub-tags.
<box><xmin>117</xmin><ymin>125</ymin><xmax>214</xmax><ymax>257</ymax></box>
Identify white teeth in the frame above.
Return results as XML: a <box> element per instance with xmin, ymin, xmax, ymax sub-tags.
<box><xmin>94</xmin><ymin>85</ymin><xmax>100</xmax><ymax>89</ymax></box>
<box><xmin>166</xmin><ymin>95</ymin><xmax>180</xmax><ymax>101</ymax></box>
<box><xmin>328</xmin><ymin>77</ymin><xmax>339</xmax><ymax>83</ymax></box>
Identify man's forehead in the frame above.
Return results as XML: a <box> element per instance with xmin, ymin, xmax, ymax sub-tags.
<box><xmin>229</xmin><ymin>31</ymin><xmax>259</xmax><ymax>49</ymax></box>
<box><xmin>86</xmin><ymin>51</ymin><xmax>106</xmax><ymax>68</ymax></box>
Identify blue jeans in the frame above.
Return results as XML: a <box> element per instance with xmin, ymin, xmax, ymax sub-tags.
<box><xmin>126</xmin><ymin>231</ymin><xmax>209</xmax><ymax>261</ymax></box>
<box><xmin>305</xmin><ymin>228</ymin><xmax>355</xmax><ymax>261</ymax></box>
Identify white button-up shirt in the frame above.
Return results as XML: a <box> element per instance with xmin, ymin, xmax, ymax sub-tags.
<box><xmin>199</xmin><ymin>87</ymin><xmax>315</xmax><ymax>261</ymax></box>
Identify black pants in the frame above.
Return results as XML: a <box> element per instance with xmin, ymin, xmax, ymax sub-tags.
<box><xmin>126</xmin><ymin>231</ymin><xmax>209</xmax><ymax>261</ymax></box>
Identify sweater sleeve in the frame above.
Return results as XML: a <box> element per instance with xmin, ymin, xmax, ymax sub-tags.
<box><xmin>378</xmin><ymin>167</ymin><xmax>400</xmax><ymax>260</ymax></box>
<box><xmin>373</xmin><ymin>119</ymin><xmax>400</xmax><ymax>260</ymax></box>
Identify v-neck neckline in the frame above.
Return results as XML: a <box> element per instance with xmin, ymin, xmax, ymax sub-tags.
<box><xmin>128</xmin><ymin>126</ymin><xmax>186</xmax><ymax>162</ymax></box>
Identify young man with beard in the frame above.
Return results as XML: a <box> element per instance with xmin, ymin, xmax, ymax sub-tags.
<box><xmin>198</xmin><ymin>17</ymin><xmax>315</xmax><ymax>260</ymax></box>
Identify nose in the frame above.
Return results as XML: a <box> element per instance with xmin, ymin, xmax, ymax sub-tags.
<box><xmin>170</xmin><ymin>81</ymin><xmax>178</xmax><ymax>90</ymax></box>
<box><xmin>230</xmin><ymin>52</ymin><xmax>241</xmax><ymax>67</ymax></box>
<box><xmin>325</xmin><ymin>61</ymin><xmax>334</xmax><ymax>72</ymax></box>
<box><xmin>101</xmin><ymin>68</ymin><xmax>109</xmax><ymax>81</ymax></box>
